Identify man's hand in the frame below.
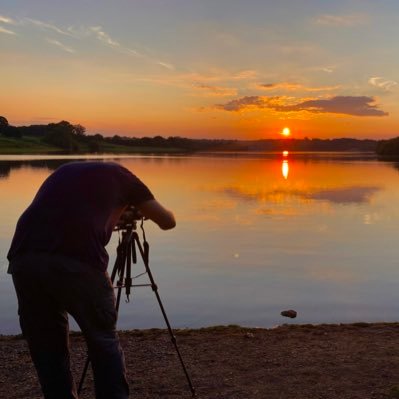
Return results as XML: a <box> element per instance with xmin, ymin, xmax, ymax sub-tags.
<box><xmin>136</xmin><ymin>199</ymin><xmax>176</xmax><ymax>230</ymax></box>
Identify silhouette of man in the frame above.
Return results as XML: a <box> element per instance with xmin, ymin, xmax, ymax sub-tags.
<box><xmin>7</xmin><ymin>161</ymin><xmax>176</xmax><ymax>399</ymax></box>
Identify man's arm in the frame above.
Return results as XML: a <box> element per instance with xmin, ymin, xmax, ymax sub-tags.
<box><xmin>136</xmin><ymin>199</ymin><xmax>176</xmax><ymax>230</ymax></box>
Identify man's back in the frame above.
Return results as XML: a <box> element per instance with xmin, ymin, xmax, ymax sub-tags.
<box><xmin>7</xmin><ymin>161</ymin><xmax>154</xmax><ymax>270</ymax></box>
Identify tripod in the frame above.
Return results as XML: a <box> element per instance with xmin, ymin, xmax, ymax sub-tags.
<box><xmin>78</xmin><ymin>216</ymin><xmax>196</xmax><ymax>397</ymax></box>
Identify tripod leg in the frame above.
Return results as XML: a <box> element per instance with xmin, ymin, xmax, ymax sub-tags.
<box><xmin>133</xmin><ymin>233</ymin><xmax>196</xmax><ymax>397</ymax></box>
<box><xmin>116</xmin><ymin>230</ymin><xmax>130</xmax><ymax>312</ymax></box>
<box><xmin>124</xmin><ymin>239</ymin><xmax>133</xmax><ymax>302</ymax></box>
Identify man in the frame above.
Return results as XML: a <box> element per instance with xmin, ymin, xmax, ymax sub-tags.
<box><xmin>7</xmin><ymin>161</ymin><xmax>176</xmax><ymax>399</ymax></box>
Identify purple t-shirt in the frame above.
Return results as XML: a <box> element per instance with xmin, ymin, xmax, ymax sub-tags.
<box><xmin>7</xmin><ymin>161</ymin><xmax>154</xmax><ymax>272</ymax></box>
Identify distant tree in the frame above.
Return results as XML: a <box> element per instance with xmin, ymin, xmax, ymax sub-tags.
<box><xmin>149</xmin><ymin>135</ymin><xmax>170</xmax><ymax>148</ymax></box>
<box><xmin>0</xmin><ymin>116</ymin><xmax>9</xmax><ymax>135</ymax></box>
<box><xmin>85</xmin><ymin>133</ymin><xmax>104</xmax><ymax>153</ymax></box>
<box><xmin>42</xmin><ymin>131</ymin><xmax>78</xmax><ymax>152</ymax></box>
<box><xmin>73</xmin><ymin>124</ymin><xmax>86</xmax><ymax>136</ymax></box>
<box><xmin>19</xmin><ymin>124</ymin><xmax>48</xmax><ymax>137</ymax></box>
<box><xmin>3</xmin><ymin>126</ymin><xmax>22</xmax><ymax>139</ymax></box>
<box><xmin>42</xmin><ymin>121</ymin><xmax>80</xmax><ymax>152</ymax></box>
<box><xmin>50</xmin><ymin>120</ymin><xmax>75</xmax><ymax>134</ymax></box>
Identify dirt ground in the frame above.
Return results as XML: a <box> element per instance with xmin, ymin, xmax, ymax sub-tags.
<box><xmin>2</xmin><ymin>323</ymin><xmax>399</xmax><ymax>399</ymax></box>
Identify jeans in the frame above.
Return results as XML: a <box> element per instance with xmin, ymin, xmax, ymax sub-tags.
<box><xmin>11</xmin><ymin>255</ymin><xmax>129</xmax><ymax>399</ymax></box>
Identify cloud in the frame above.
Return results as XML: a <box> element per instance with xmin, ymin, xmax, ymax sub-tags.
<box><xmin>193</xmin><ymin>83</ymin><xmax>237</xmax><ymax>97</ymax></box>
<box><xmin>320</xmin><ymin>67</ymin><xmax>334</xmax><ymax>73</ymax></box>
<box><xmin>89</xmin><ymin>26</ymin><xmax>120</xmax><ymax>47</ymax></box>
<box><xmin>309</xmin><ymin>65</ymin><xmax>336</xmax><ymax>74</ymax></box>
<box><xmin>216</xmin><ymin>95</ymin><xmax>388</xmax><ymax>117</ymax></box>
<box><xmin>216</xmin><ymin>96</ymin><xmax>267</xmax><ymax>111</ymax></box>
<box><xmin>259</xmin><ymin>82</ymin><xmax>302</xmax><ymax>91</ymax></box>
<box><xmin>24</xmin><ymin>18</ymin><xmax>74</xmax><ymax>36</ymax></box>
<box><xmin>368</xmin><ymin>77</ymin><xmax>397</xmax><ymax>91</ymax></box>
<box><xmin>88</xmin><ymin>25</ymin><xmax>174</xmax><ymax>70</ymax></box>
<box><xmin>126</xmin><ymin>68</ymin><xmax>260</xmax><ymax>93</ymax></box>
<box><xmin>315</xmin><ymin>14</ymin><xmax>368</xmax><ymax>27</ymax></box>
<box><xmin>232</xmin><ymin>70</ymin><xmax>258</xmax><ymax>80</ymax></box>
<box><xmin>46</xmin><ymin>38</ymin><xmax>75</xmax><ymax>53</ymax></box>
<box><xmin>258</xmin><ymin>82</ymin><xmax>340</xmax><ymax>92</ymax></box>
<box><xmin>1</xmin><ymin>14</ymin><xmax>175</xmax><ymax>70</ymax></box>
<box><xmin>0</xmin><ymin>26</ymin><xmax>16</xmax><ymax>35</ymax></box>
<box><xmin>0</xmin><ymin>15</ymin><xmax>16</xmax><ymax>24</ymax></box>
<box><xmin>156</xmin><ymin>61</ymin><xmax>175</xmax><ymax>71</ymax></box>
<box><xmin>279</xmin><ymin>96</ymin><xmax>388</xmax><ymax>116</ymax></box>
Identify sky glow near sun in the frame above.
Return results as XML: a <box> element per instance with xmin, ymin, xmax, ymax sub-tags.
<box><xmin>0</xmin><ymin>1</ymin><xmax>399</xmax><ymax>139</ymax></box>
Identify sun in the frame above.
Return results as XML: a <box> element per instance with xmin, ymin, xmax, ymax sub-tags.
<box><xmin>281</xmin><ymin>127</ymin><xmax>291</xmax><ymax>137</ymax></box>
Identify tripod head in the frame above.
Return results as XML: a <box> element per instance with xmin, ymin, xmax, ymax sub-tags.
<box><xmin>115</xmin><ymin>205</ymin><xmax>143</xmax><ymax>231</ymax></box>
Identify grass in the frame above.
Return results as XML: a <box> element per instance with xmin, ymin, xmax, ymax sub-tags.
<box><xmin>0</xmin><ymin>136</ymin><xmax>60</xmax><ymax>154</ymax></box>
<box><xmin>0</xmin><ymin>136</ymin><xmax>187</xmax><ymax>155</ymax></box>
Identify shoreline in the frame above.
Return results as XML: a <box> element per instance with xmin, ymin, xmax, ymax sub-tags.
<box><xmin>1</xmin><ymin>320</ymin><xmax>399</xmax><ymax>339</ymax></box>
<box><xmin>2</xmin><ymin>322</ymin><xmax>399</xmax><ymax>398</ymax></box>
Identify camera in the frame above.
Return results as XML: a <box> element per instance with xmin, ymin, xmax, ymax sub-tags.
<box><xmin>115</xmin><ymin>205</ymin><xmax>143</xmax><ymax>230</ymax></box>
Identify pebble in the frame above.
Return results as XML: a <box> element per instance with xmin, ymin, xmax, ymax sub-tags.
<box><xmin>281</xmin><ymin>310</ymin><xmax>297</xmax><ymax>318</ymax></box>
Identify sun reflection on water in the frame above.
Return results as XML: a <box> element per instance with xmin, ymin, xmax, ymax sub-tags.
<box><xmin>282</xmin><ymin>160</ymin><xmax>289</xmax><ymax>179</ymax></box>
<box><xmin>282</xmin><ymin>151</ymin><xmax>289</xmax><ymax>179</ymax></box>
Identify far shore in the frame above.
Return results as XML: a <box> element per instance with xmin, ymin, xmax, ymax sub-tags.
<box><xmin>2</xmin><ymin>322</ymin><xmax>399</xmax><ymax>398</ymax></box>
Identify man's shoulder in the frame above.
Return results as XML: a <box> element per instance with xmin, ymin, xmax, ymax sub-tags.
<box><xmin>55</xmin><ymin>161</ymin><xmax>130</xmax><ymax>176</ymax></box>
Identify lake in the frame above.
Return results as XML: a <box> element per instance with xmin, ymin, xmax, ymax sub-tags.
<box><xmin>1</xmin><ymin>152</ymin><xmax>399</xmax><ymax>334</ymax></box>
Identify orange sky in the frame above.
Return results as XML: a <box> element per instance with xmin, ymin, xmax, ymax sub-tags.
<box><xmin>1</xmin><ymin>1</ymin><xmax>399</xmax><ymax>139</ymax></box>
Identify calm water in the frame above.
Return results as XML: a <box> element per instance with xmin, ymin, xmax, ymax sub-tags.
<box><xmin>1</xmin><ymin>153</ymin><xmax>399</xmax><ymax>334</ymax></box>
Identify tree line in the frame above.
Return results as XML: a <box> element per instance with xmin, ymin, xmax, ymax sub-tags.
<box><xmin>2</xmin><ymin>115</ymin><xmax>397</xmax><ymax>154</ymax></box>
<box><xmin>0</xmin><ymin>116</ymin><xmax>235</xmax><ymax>152</ymax></box>
<box><xmin>376</xmin><ymin>138</ymin><xmax>399</xmax><ymax>156</ymax></box>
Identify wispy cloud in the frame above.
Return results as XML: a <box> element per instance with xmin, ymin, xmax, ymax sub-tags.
<box><xmin>0</xmin><ymin>26</ymin><xmax>16</xmax><ymax>35</ymax></box>
<box><xmin>193</xmin><ymin>83</ymin><xmax>237</xmax><ymax>97</ymax></box>
<box><xmin>310</xmin><ymin>65</ymin><xmax>337</xmax><ymax>74</ymax></box>
<box><xmin>368</xmin><ymin>77</ymin><xmax>397</xmax><ymax>91</ymax></box>
<box><xmin>1</xmin><ymin>14</ymin><xmax>176</xmax><ymax>70</ymax></box>
<box><xmin>111</xmin><ymin>68</ymin><xmax>257</xmax><ymax>94</ymax></box>
<box><xmin>216</xmin><ymin>95</ymin><xmax>388</xmax><ymax>117</ymax></box>
<box><xmin>46</xmin><ymin>38</ymin><xmax>75</xmax><ymax>54</ymax></box>
<box><xmin>88</xmin><ymin>25</ymin><xmax>174</xmax><ymax>70</ymax></box>
<box><xmin>320</xmin><ymin>67</ymin><xmax>334</xmax><ymax>73</ymax></box>
<box><xmin>232</xmin><ymin>69</ymin><xmax>258</xmax><ymax>80</ymax></box>
<box><xmin>89</xmin><ymin>26</ymin><xmax>120</xmax><ymax>47</ymax></box>
<box><xmin>315</xmin><ymin>14</ymin><xmax>368</xmax><ymax>27</ymax></box>
<box><xmin>24</xmin><ymin>18</ymin><xmax>74</xmax><ymax>36</ymax></box>
<box><xmin>156</xmin><ymin>61</ymin><xmax>175</xmax><ymax>70</ymax></box>
<box><xmin>257</xmin><ymin>82</ymin><xmax>340</xmax><ymax>92</ymax></box>
<box><xmin>0</xmin><ymin>16</ymin><xmax>79</xmax><ymax>38</ymax></box>
<box><xmin>0</xmin><ymin>15</ymin><xmax>16</xmax><ymax>24</ymax></box>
